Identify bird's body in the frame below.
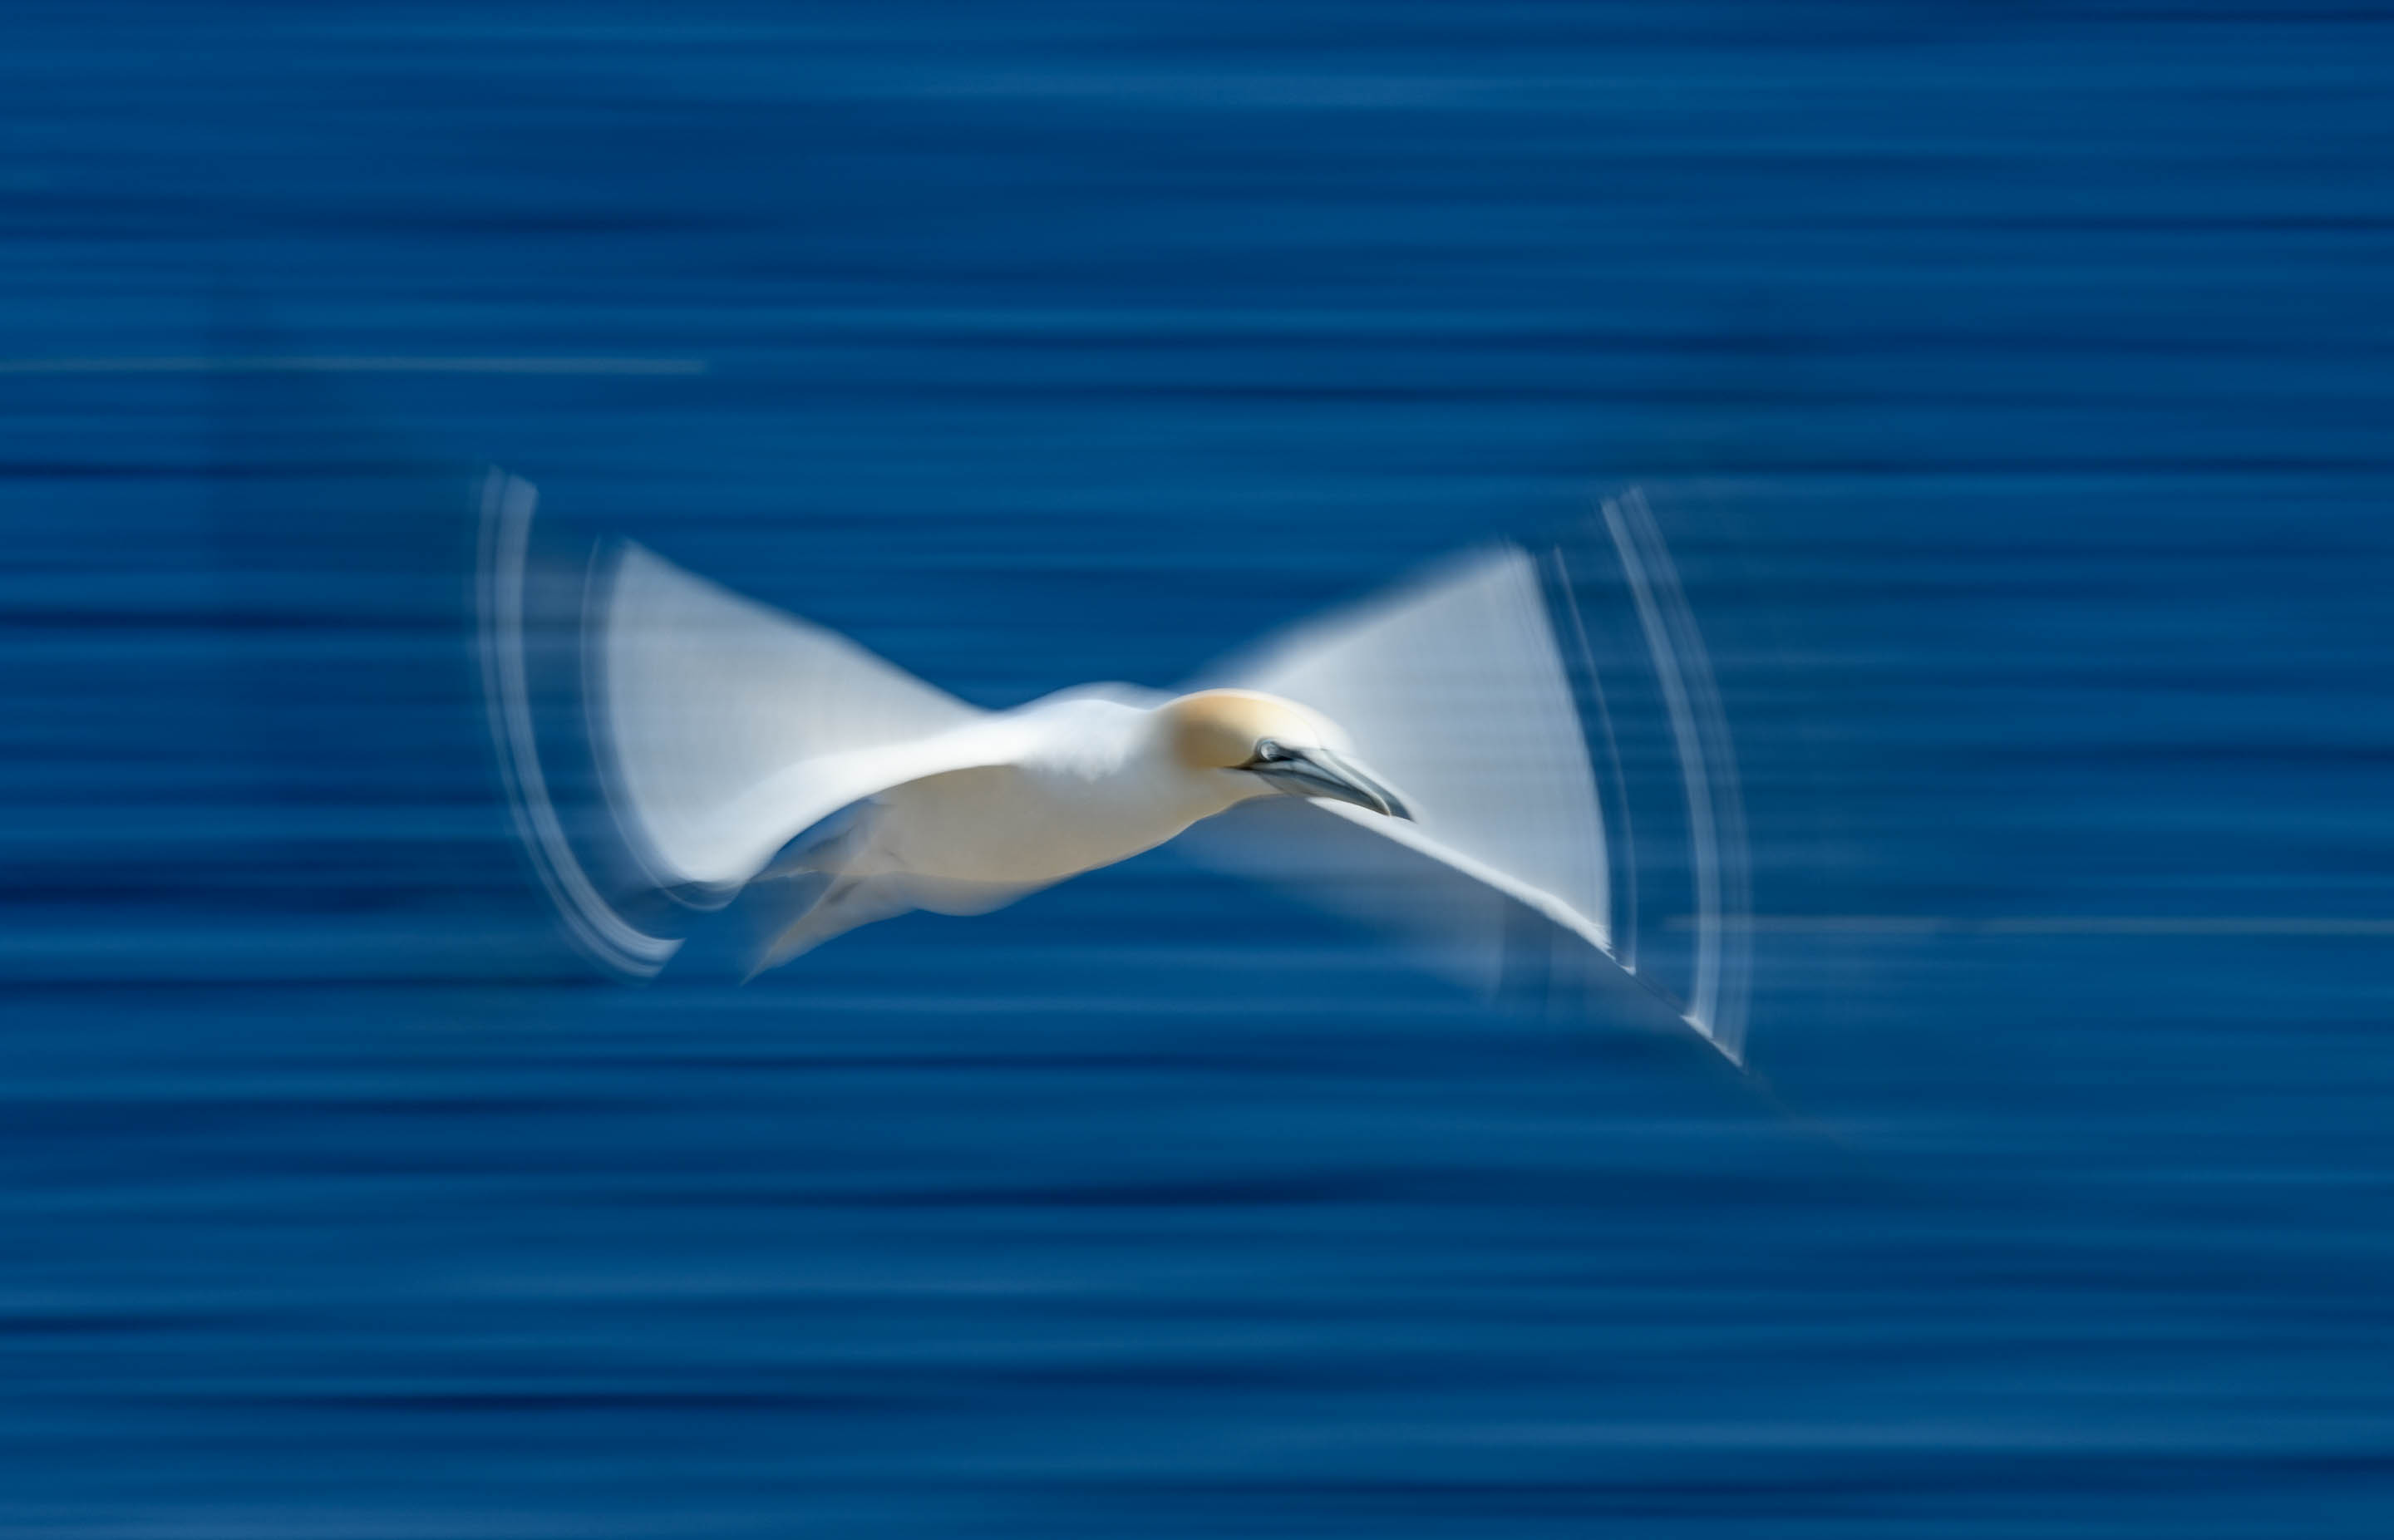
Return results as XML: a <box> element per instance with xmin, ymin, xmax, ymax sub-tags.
<box><xmin>741</xmin><ymin>689</ymin><xmax>1392</xmax><ymax>965</ymax></box>
<box><xmin>864</xmin><ymin>697</ymin><xmax>1227</xmax><ymax>888</ymax></box>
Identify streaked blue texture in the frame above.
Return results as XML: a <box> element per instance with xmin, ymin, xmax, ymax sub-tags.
<box><xmin>5</xmin><ymin>3</ymin><xmax>2392</xmax><ymax>1533</ymax></box>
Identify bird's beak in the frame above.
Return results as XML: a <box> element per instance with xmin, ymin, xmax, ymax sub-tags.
<box><xmin>1248</xmin><ymin>746</ymin><xmax>1412</xmax><ymax>820</ymax></box>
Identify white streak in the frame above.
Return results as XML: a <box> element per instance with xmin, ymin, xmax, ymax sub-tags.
<box><xmin>0</xmin><ymin>355</ymin><xmax>707</xmax><ymax>375</ymax></box>
<box><xmin>1708</xmin><ymin>915</ymin><xmax>2394</xmax><ymax>937</ymax></box>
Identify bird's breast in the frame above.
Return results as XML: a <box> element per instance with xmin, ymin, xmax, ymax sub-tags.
<box><xmin>864</xmin><ymin>763</ymin><xmax>1222</xmax><ymax>887</ymax></box>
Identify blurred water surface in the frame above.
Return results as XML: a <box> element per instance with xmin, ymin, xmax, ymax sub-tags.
<box><xmin>5</xmin><ymin>3</ymin><xmax>2392</xmax><ymax>1535</ymax></box>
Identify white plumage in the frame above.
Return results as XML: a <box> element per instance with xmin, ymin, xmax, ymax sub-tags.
<box><xmin>479</xmin><ymin>471</ymin><xmax>1750</xmax><ymax>1060</ymax></box>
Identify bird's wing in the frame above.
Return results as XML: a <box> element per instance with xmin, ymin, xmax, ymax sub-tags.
<box><xmin>593</xmin><ymin>536</ymin><xmax>1000</xmax><ymax>890</ymax></box>
<box><xmin>475</xmin><ymin>470</ymin><xmax>1029</xmax><ymax>976</ymax></box>
<box><xmin>1187</xmin><ymin>492</ymin><xmax>1751</xmax><ymax>1061</ymax></box>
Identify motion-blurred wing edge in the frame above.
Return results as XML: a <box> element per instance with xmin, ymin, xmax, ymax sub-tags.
<box><xmin>476</xmin><ymin>471</ymin><xmax>682</xmax><ymax>976</ymax></box>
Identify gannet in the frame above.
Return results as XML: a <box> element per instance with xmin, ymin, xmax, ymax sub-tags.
<box><xmin>477</xmin><ymin>472</ymin><xmax>1751</xmax><ymax>1060</ymax></box>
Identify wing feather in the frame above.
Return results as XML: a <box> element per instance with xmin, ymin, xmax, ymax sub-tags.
<box><xmin>594</xmin><ymin>539</ymin><xmax>990</xmax><ymax>890</ymax></box>
<box><xmin>1190</xmin><ymin>496</ymin><xmax>1751</xmax><ymax>1061</ymax></box>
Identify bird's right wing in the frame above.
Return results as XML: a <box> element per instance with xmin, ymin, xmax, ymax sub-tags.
<box><xmin>475</xmin><ymin>470</ymin><xmax>1022</xmax><ymax>976</ymax></box>
<box><xmin>1185</xmin><ymin>491</ymin><xmax>1752</xmax><ymax>1062</ymax></box>
<box><xmin>593</xmin><ymin>535</ymin><xmax>988</xmax><ymax>893</ymax></box>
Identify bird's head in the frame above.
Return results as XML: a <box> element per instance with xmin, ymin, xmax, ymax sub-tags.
<box><xmin>1160</xmin><ymin>690</ymin><xmax>1411</xmax><ymax>819</ymax></box>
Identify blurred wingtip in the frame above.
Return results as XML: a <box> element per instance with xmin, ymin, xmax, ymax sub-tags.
<box><xmin>474</xmin><ymin>466</ymin><xmax>685</xmax><ymax>980</ymax></box>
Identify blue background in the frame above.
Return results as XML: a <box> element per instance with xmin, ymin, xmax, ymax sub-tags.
<box><xmin>5</xmin><ymin>3</ymin><xmax>2392</xmax><ymax>1534</ymax></box>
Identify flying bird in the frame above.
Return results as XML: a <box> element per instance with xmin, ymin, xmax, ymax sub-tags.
<box><xmin>477</xmin><ymin>472</ymin><xmax>1751</xmax><ymax>1060</ymax></box>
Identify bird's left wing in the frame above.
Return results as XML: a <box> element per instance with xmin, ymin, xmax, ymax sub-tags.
<box><xmin>476</xmin><ymin>470</ymin><xmax>1027</xmax><ymax>975</ymax></box>
<box><xmin>1185</xmin><ymin>493</ymin><xmax>1751</xmax><ymax>1061</ymax></box>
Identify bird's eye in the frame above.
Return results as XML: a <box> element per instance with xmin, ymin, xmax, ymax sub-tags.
<box><xmin>1244</xmin><ymin>739</ymin><xmax>1293</xmax><ymax>768</ymax></box>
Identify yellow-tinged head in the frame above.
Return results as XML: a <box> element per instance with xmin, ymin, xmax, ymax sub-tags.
<box><xmin>1159</xmin><ymin>690</ymin><xmax>1409</xmax><ymax>819</ymax></box>
<box><xmin>1163</xmin><ymin>689</ymin><xmax>1332</xmax><ymax>770</ymax></box>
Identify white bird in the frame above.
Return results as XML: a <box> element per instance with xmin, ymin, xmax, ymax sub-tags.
<box><xmin>477</xmin><ymin>472</ymin><xmax>1751</xmax><ymax>1060</ymax></box>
